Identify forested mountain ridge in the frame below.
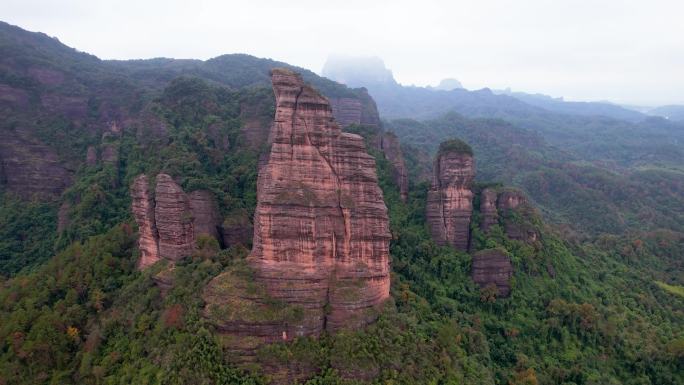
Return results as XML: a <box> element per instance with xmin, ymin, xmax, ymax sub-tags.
<box><xmin>0</xmin><ymin>21</ymin><xmax>682</xmax><ymax>385</ymax></box>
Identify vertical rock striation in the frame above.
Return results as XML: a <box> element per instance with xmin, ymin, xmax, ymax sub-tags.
<box><xmin>426</xmin><ymin>140</ymin><xmax>475</xmax><ymax>251</ymax></box>
<box><xmin>204</xmin><ymin>68</ymin><xmax>391</xmax><ymax>348</ymax></box>
<box><xmin>380</xmin><ymin>132</ymin><xmax>409</xmax><ymax>202</ymax></box>
<box><xmin>471</xmin><ymin>248</ymin><xmax>513</xmax><ymax>297</ymax></box>
<box><xmin>131</xmin><ymin>174</ymin><xmax>161</xmax><ymax>269</ymax></box>
<box><xmin>154</xmin><ymin>174</ymin><xmax>195</xmax><ymax>262</ymax></box>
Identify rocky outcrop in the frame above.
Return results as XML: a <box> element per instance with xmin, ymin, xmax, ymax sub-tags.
<box><xmin>154</xmin><ymin>174</ymin><xmax>195</xmax><ymax>262</ymax></box>
<box><xmin>328</xmin><ymin>89</ymin><xmax>381</xmax><ymax>128</ymax></box>
<box><xmin>0</xmin><ymin>128</ymin><xmax>72</xmax><ymax>199</ymax></box>
<box><xmin>380</xmin><ymin>132</ymin><xmax>408</xmax><ymax>202</ymax></box>
<box><xmin>188</xmin><ymin>190</ymin><xmax>222</xmax><ymax>242</ymax></box>
<box><xmin>204</xmin><ymin>69</ymin><xmax>391</xmax><ymax>349</ymax></box>
<box><xmin>497</xmin><ymin>189</ymin><xmax>538</xmax><ymax>242</ymax></box>
<box><xmin>426</xmin><ymin>140</ymin><xmax>475</xmax><ymax>251</ymax></box>
<box><xmin>57</xmin><ymin>202</ymin><xmax>70</xmax><ymax>233</ymax></box>
<box><xmin>471</xmin><ymin>248</ymin><xmax>513</xmax><ymax>297</ymax></box>
<box><xmin>132</xmin><ymin>174</ymin><xmax>224</xmax><ymax>268</ymax></box>
<box><xmin>131</xmin><ymin>174</ymin><xmax>161</xmax><ymax>269</ymax></box>
<box><xmin>480</xmin><ymin>188</ymin><xmax>499</xmax><ymax>232</ymax></box>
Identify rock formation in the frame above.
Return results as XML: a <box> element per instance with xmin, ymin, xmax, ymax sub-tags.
<box><xmin>328</xmin><ymin>89</ymin><xmax>381</xmax><ymax>128</ymax></box>
<box><xmin>131</xmin><ymin>174</ymin><xmax>161</xmax><ymax>269</ymax></box>
<box><xmin>132</xmin><ymin>174</ymin><xmax>224</xmax><ymax>268</ymax></box>
<box><xmin>497</xmin><ymin>189</ymin><xmax>538</xmax><ymax>242</ymax></box>
<box><xmin>480</xmin><ymin>188</ymin><xmax>499</xmax><ymax>232</ymax></box>
<box><xmin>0</xmin><ymin>128</ymin><xmax>72</xmax><ymax>199</ymax></box>
<box><xmin>188</xmin><ymin>190</ymin><xmax>222</xmax><ymax>241</ymax></box>
<box><xmin>86</xmin><ymin>146</ymin><xmax>97</xmax><ymax>166</ymax></box>
<box><xmin>380</xmin><ymin>132</ymin><xmax>408</xmax><ymax>202</ymax></box>
<box><xmin>204</xmin><ymin>69</ymin><xmax>391</xmax><ymax>347</ymax></box>
<box><xmin>426</xmin><ymin>140</ymin><xmax>475</xmax><ymax>251</ymax></box>
<box><xmin>154</xmin><ymin>174</ymin><xmax>195</xmax><ymax>262</ymax></box>
<box><xmin>471</xmin><ymin>248</ymin><xmax>513</xmax><ymax>297</ymax></box>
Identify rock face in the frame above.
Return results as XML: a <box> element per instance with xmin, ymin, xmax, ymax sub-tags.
<box><xmin>154</xmin><ymin>174</ymin><xmax>195</xmax><ymax>262</ymax></box>
<box><xmin>497</xmin><ymin>189</ymin><xmax>538</xmax><ymax>242</ymax></box>
<box><xmin>480</xmin><ymin>188</ymin><xmax>499</xmax><ymax>232</ymax></box>
<box><xmin>131</xmin><ymin>174</ymin><xmax>224</xmax><ymax>268</ymax></box>
<box><xmin>204</xmin><ymin>69</ymin><xmax>391</xmax><ymax>347</ymax></box>
<box><xmin>0</xmin><ymin>128</ymin><xmax>72</xmax><ymax>199</ymax></box>
<box><xmin>471</xmin><ymin>249</ymin><xmax>513</xmax><ymax>297</ymax></box>
<box><xmin>221</xmin><ymin>209</ymin><xmax>253</xmax><ymax>248</ymax></box>
<box><xmin>380</xmin><ymin>132</ymin><xmax>409</xmax><ymax>202</ymax></box>
<box><xmin>131</xmin><ymin>174</ymin><xmax>161</xmax><ymax>269</ymax></box>
<box><xmin>426</xmin><ymin>140</ymin><xmax>475</xmax><ymax>251</ymax></box>
<box><xmin>329</xmin><ymin>89</ymin><xmax>381</xmax><ymax>128</ymax></box>
<box><xmin>188</xmin><ymin>190</ymin><xmax>222</xmax><ymax>241</ymax></box>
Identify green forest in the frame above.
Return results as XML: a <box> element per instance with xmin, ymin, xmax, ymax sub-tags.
<box><xmin>0</xmin><ymin>20</ymin><xmax>683</xmax><ymax>385</ymax></box>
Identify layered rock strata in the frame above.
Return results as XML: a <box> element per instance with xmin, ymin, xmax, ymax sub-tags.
<box><xmin>329</xmin><ymin>89</ymin><xmax>381</xmax><ymax>128</ymax></box>
<box><xmin>471</xmin><ymin>248</ymin><xmax>513</xmax><ymax>297</ymax></box>
<box><xmin>204</xmin><ymin>69</ymin><xmax>391</xmax><ymax>346</ymax></box>
<box><xmin>380</xmin><ymin>132</ymin><xmax>408</xmax><ymax>202</ymax></box>
<box><xmin>131</xmin><ymin>174</ymin><xmax>224</xmax><ymax>268</ymax></box>
<box><xmin>154</xmin><ymin>174</ymin><xmax>195</xmax><ymax>261</ymax></box>
<box><xmin>426</xmin><ymin>140</ymin><xmax>475</xmax><ymax>251</ymax></box>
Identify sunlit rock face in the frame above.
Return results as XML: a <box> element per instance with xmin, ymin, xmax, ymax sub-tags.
<box><xmin>471</xmin><ymin>248</ymin><xmax>513</xmax><ymax>297</ymax></box>
<box><xmin>426</xmin><ymin>140</ymin><xmax>475</xmax><ymax>251</ymax></box>
<box><xmin>204</xmin><ymin>68</ymin><xmax>391</xmax><ymax>350</ymax></box>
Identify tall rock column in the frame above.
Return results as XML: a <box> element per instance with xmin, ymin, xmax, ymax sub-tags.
<box><xmin>426</xmin><ymin>140</ymin><xmax>475</xmax><ymax>251</ymax></box>
<box><xmin>131</xmin><ymin>174</ymin><xmax>161</xmax><ymax>268</ymax></box>
<box><xmin>204</xmin><ymin>68</ymin><xmax>391</xmax><ymax>346</ymax></box>
<box><xmin>252</xmin><ymin>68</ymin><xmax>391</xmax><ymax>332</ymax></box>
<box><xmin>154</xmin><ymin>174</ymin><xmax>195</xmax><ymax>261</ymax></box>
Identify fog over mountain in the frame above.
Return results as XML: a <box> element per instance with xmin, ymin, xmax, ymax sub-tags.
<box><xmin>3</xmin><ymin>0</ymin><xmax>683</xmax><ymax>105</ymax></box>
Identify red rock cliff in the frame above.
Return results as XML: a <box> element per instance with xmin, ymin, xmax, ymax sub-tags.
<box><xmin>480</xmin><ymin>188</ymin><xmax>499</xmax><ymax>232</ymax></box>
<box><xmin>426</xmin><ymin>140</ymin><xmax>475</xmax><ymax>251</ymax></box>
<box><xmin>131</xmin><ymin>174</ymin><xmax>161</xmax><ymax>269</ymax></box>
<box><xmin>204</xmin><ymin>68</ymin><xmax>391</xmax><ymax>345</ymax></box>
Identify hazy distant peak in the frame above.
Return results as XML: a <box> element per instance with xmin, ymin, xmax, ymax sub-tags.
<box><xmin>432</xmin><ymin>78</ymin><xmax>463</xmax><ymax>91</ymax></box>
<box><xmin>322</xmin><ymin>54</ymin><xmax>397</xmax><ymax>87</ymax></box>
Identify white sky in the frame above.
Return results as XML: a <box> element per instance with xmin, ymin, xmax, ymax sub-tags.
<box><xmin>3</xmin><ymin>0</ymin><xmax>683</xmax><ymax>106</ymax></box>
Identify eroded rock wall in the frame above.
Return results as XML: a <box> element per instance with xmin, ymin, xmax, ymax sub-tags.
<box><xmin>204</xmin><ymin>69</ymin><xmax>391</xmax><ymax>347</ymax></box>
<box><xmin>426</xmin><ymin>142</ymin><xmax>474</xmax><ymax>251</ymax></box>
<box><xmin>380</xmin><ymin>132</ymin><xmax>408</xmax><ymax>202</ymax></box>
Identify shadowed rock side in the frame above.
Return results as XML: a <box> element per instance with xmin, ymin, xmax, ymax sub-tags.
<box><xmin>188</xmin><ymin>190</ymin><xmax>222</xmax><ymax>241</ymax></box>
<box><xmin>0</xmin><ymin>128</ymin><xmax>72</xmax><ymax>199</ymax></box>
<box><xmin>329</xmin><ymin>89</ymin><xmax>381</xmax><ymax>128</ymax></box>
<box><xmin>480</xmin><ymin>188</ymin><xmax>499</xmax><ymax>232</ymax></box>
<box><xmin>426</xmin><ymin>141</ymin><xmax>475</xmax><ymax>251</ymax></box>
<box><xmin>204</xmin><ymin>69</ymin><xmax>391</xmax><ymax>349</ymax></box>
<box><xmin>497</xmin><ymin>189</ymin><xmax>538</xmax><ymax>242</ymax></box>
<box><xmin>131</xmin><ymin>174</ymin><xmax>161</xmax><ymax>269</ymax></box>
<box><xmin>471</xmin><ymin>248</ymin><xmax>513</xmax><ymax>297</ymax></box>
<box><xmin>380</xmin><ymin>132</ymin><xmax>409</xmax><ymax>202</ymax></box>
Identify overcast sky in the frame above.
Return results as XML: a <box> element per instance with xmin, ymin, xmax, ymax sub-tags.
<box><xmin>3</xmin><ymin>0</ymin><xmax>683</xmax><ymax>106</ymax></box>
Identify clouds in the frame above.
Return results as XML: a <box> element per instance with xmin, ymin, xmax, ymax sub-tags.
<box><xmin>3</xmin><ymin>0</ymin><xmax>682</xmax><ymax>105</ymax></box>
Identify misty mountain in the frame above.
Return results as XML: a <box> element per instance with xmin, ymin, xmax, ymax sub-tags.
<box><xmin>648</xmin><ymin>105</ymin><xmax>684</xmax><ymax>122</ymax></box>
